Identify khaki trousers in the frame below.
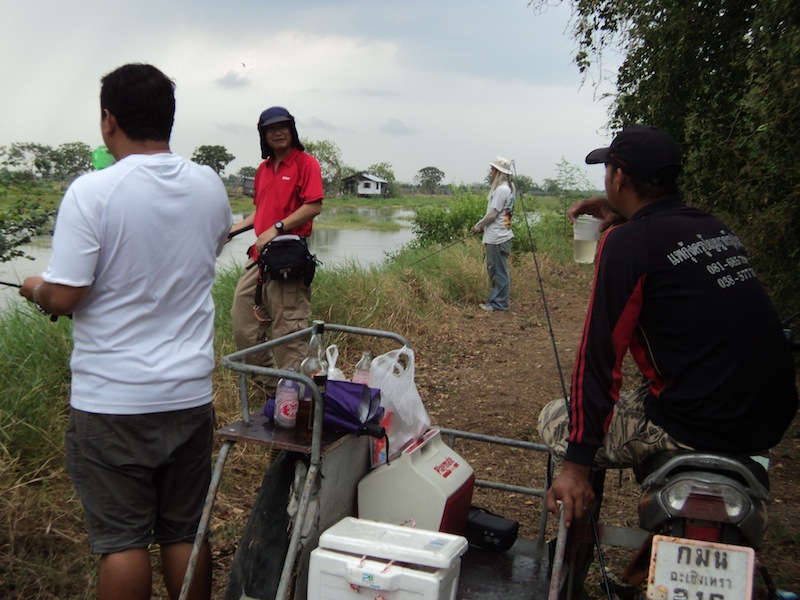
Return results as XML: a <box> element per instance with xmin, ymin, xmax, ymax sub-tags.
<box><xmin>231</xmin><ymin>261</ymin><xmax>311</xmax><ymax>395</ymax></box>
<box><xmin>538</xmin><ymin>383</ymin><xmax>691</xmax><ymax>470</ymax></box>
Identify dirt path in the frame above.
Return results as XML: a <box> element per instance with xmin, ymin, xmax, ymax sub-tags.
<box><xmin>417</xmin><ymin>258</ymin><xmax>591</xmax><ymax>437</ymax></box>
<box><xmin>410</xmin><ymin>259</ymin><xmax>588</xmax><ymax>535</ymax></box>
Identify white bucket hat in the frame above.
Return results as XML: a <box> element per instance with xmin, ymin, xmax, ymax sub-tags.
<box><xmin>489</xmin><ymin>156</ymin><xmax>513</xmax><ymax>175</ymax></box>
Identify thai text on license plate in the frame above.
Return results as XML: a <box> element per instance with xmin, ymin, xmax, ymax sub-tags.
<box><xmin>646</xmin><ymin>535</ymin><xmax>754</xmax><ymax>600</ymax></box>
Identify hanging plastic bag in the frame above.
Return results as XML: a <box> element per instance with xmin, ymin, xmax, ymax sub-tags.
<box><xmin>326</xmin><ymin>344</ymin><xmax>347</xmax><ymax>381</ymax></box>
<box><xmin>368</xmin><ymin>346</ymin><xmax>430</xmax><ymax>466</ymax></box>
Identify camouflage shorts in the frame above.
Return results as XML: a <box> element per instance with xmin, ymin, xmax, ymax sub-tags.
<box><xmin>537</xmin><ymin>383</ymin><xmax>691</xmax><ymax>469</ymax></box>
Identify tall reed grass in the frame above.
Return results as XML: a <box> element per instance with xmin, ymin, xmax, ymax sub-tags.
<box><xmin>0</xmin><ymin>306</ymin><xmax>72</xmax><ymax>466</ymax></box>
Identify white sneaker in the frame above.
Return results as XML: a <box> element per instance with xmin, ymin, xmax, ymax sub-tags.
<box><xmin>479</xmin><ymin>303</ymin><xmax>495</xmax><ymax>312</ymax></box>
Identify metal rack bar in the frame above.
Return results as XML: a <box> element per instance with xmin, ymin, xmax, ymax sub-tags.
<box><xmin>179</xmin><ymin>323</ymin><xmax>409</xmax><ymax>600</ymax></box>
<box><xmin>438</xmin><ymin>427</ymin><xmax>552</xmax><ymax>545</ymax></box>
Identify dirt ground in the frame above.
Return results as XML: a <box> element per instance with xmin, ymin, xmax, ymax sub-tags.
<box><xmin>411</xmin><ymin>258</ymin><xmax>800</xmax><ymax>597</ymax></box>
<box><xmin>209</xmin><ymin>257</ymin><xmax>800</xmax><ymax>598</ymax></box>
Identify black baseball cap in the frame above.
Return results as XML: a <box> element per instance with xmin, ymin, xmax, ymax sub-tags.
<box><xmin>585</xmin><ymin>125</ymin><xmax>682</xmax><ymax>185</ymax></box>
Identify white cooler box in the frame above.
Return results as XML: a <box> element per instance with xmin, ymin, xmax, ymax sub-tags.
<box><xmin>308</xmin><ymin>517</ymin><xmax>468</xmax><ymax>600</ymax></box>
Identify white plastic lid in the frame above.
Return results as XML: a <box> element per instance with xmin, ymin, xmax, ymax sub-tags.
<box><xmin>317</xmin><ymin>517</ymin><xmax>468</xmax><ymax>569</ymax></box>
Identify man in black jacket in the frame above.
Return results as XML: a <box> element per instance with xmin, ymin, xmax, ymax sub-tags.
<box><xmin>539</xmin><ymin>125</ymin><xmax>798</xmax><ymax>528</ymax></box>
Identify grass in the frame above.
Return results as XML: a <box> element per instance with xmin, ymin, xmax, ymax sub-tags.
<box><xmin>227</xmin><ymin>192</ymin><xmax>467</xmax><ymax>222</ymax></box>
<box><xmin>0</xmin><ymin>306</ymin><xmax>72</xmax><ymax>467</ymax></box>
<box><xmin>315</xmin><ymin>211</ymin><xmax>408</xmax><ymax>231</ymax></box>
<box><xmin>325</xmin><ymin>194</ymin><xmax>446</xmax><ymax>211</ymax></box>
<box><xmin>0</xmin><ymin>308</ymin><xmax>92</xmax><ymax>599</ymax></box>
<box><xmin>0</xmin><ymin>198</ymin><xmax>576</xmax><ymax>598</ymax></box>
<box><xmin>0</xmin><ymin>181</ymin><xmax>63</xmax><ymax>213</ymax></box>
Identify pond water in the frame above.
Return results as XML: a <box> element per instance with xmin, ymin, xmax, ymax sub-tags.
<box><xmin>0</xmin><ymin>208</ymin><xmax>415</xmax><ymax>309</ymax></box>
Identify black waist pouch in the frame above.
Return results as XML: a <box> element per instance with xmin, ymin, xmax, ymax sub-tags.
<box><xmin>255</xmin><ymin>235</ymin><xmax>318</xmax><ymax>286</ymax></box>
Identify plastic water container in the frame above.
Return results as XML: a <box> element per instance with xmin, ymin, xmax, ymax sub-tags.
<box><xmin>308</xmin><ymin>517</ymin><xmax>468</xmax><ymax>600</ymax></box>
<box><xmin>572</xmin><ymin>214</ymin><xmax>602</xmax><ymax>263</ymax></box>
<box><xmin>357</xmin><ymin>429</ymin><xmax>475</xmax><ymax>535</ymax></box>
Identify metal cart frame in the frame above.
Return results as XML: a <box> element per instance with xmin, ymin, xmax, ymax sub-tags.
<box><xmin>179</xmin><ymin>321</ymin><xmax>647</xmax><ymax>599</ymax></box>
<box><xmin>179</xmin><ymin>323</ymin><xmax>408</xmax><ymax>600</ymax></box>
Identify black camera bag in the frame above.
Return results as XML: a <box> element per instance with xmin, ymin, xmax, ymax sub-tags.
<box><xmin>247</xmin><ymin>236</ymin><xmax>319</xmax><ymax>307</ymax></box>
<box><xmin>258</xmin><ymin>237</ymin><xmax>317</xmax><ymax>285</ymax></box>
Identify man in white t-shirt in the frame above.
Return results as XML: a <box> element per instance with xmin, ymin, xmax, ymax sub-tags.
<box><xmin>20</xmin><ymin>63</ymin><xmax>231</xmax><ymax>600</ymax></box>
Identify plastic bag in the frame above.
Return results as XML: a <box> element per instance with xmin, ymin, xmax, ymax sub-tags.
<box><xmin>325</xmin><ymin>344</ymin><xmax>347</xmax><ymax>381</ymax></box>
<box><xmin>368</xmin><ymin>346</ymin><xmax>430</xmax><ymax>466</ymax></box>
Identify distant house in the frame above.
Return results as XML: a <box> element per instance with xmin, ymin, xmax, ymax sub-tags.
<box><xmin>242</xmin><ymin>176</ymin><xmax>255</xmax><ymax>198</ymax></box>
<box><xmin>342</xmin><ymin>172</ymin><xmax>389</xmax><ymax>197</ymax></box>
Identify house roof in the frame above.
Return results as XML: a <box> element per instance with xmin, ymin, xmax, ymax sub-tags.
<box><xmin>342</xmin><ymin>172</ymin><xmax>388</xmax><ymax>184</ymax></box>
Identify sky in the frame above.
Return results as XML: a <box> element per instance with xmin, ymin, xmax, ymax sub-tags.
<box><xmin>0</xmin><ymin>0</ymin><xmax>622</xmax><ymax>189</ymax></box>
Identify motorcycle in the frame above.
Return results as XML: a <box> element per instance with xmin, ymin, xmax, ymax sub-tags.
<box><xmin>554</xmin><ymin>319</ymin><xmax>800</xmax><ymax>600</ymax></box>
<box><xmin>555</xmin><ymin>448</ymin><xmax>785</xmax><ymax>600</ymax></box>
<box><xmin>626</xmin><ymin>451</ymin><xmax>772</xmax><ymax>599</ymax></box>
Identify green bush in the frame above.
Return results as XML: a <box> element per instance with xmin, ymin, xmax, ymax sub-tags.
<box><xmin>522</xmin><ymin>210</ymin><xmax>574</xmax><ymax>264</ymax></box>
<box><xmin>411</xmin><ymin>189</ymin><xmax>574</xmax><ymax>263</ymax></box>
<box><xmin>412</xmin><ymin>190</ymin><xmax>485</xmax><ymax>246</ymax></box>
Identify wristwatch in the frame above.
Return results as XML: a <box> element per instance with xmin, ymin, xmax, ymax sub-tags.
<box><xmin>274</xmin><ymin>221</ymin><xmax>285</xmax><ymax>233</ymax></box>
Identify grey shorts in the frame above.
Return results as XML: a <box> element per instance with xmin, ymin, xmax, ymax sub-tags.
<box><xmin>65</xmin><ymin>404</ymin><xmax>213</xmax><ymax>554</ymax></box>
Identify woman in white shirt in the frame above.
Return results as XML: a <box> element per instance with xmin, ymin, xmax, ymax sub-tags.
<box><xmin>472</xmin><ymin>156</ymin><xmax>516</xmax><ymax>312</ymax></box>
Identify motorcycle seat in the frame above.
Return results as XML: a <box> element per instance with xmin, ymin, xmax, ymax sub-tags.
<box><xmin>634</xmin><ymin>449</ymin><xmax>770</xmax><ymax>491</ymax></box>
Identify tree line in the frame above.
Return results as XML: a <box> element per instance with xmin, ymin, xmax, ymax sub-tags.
<box><xmin>1</xmin><ymin>142</ymin><xmax>93</xmax><ymax>182</ymax></box>
<box><xmin>2</xmin><ymin>140</ymin><xmax>581</xmax><ymax>200</ymax></box>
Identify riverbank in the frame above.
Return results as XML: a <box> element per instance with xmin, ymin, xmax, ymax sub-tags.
<box><xmin>2</xmin><ymin>205</ymin><xmax>797</xmax><ymax>598</ymax></box>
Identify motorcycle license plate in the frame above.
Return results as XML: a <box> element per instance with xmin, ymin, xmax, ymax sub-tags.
<box><xmin>647</xmin><ymin>535</ymin><xmax>754</xmax><ymax>600</ymax></box>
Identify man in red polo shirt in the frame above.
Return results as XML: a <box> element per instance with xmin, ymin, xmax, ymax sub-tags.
<box><xmin>229</xmin><ymin>107</ymin><xmax>324</xmax><ymax>395</ymax></box>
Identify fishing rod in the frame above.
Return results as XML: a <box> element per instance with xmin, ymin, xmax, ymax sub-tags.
<box><xmin>513</xmin><ymin>162</ymin><xmax>613</xmax><ymax>600</ymax></box>
<box><xmin>512</xmin><ymin>164</ymin><xmax>569</xmax><ymax>405</ymax></box>
<box><xmin>403</xmin><ymin>236</ymin><xmax>466</xmax><ymax>268</ymax></box>
<box><xmin>227</xmin><ymin>223</ymin><xmax>254</xmax><ymax>240</ymax></box>
<box><xmin>1</xmin><ymin>279</ymin><xmax>66</xmax><ymax>322</ymax></box>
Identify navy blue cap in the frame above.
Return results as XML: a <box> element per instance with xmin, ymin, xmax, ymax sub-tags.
<box><xmin>258</xmin><ymin>106</ymin><xmax>293</xmax><ymax>129</ymax></box>
<box><xmin>257</xmin><ymin>106</ymin><xmax>303</xmax><ymax>159</ymax></box>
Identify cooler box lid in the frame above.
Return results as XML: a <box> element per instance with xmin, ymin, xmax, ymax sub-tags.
<box><xmin>318</xmin><ymin>517</ymin><xmax>468</xmax><ymax>569</ymax></box>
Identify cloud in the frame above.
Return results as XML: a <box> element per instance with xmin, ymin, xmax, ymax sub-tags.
<box><xmin>305</xmin><ymin>117</ymin><xmax>339</xmax><ymax>132</ymax></box>
<box><xmin>215</xmin><ymin>70</ymin><xmax>250</xmax><ymax>89</ymax></box>
<box><xmin>0</xmin><ymin>0</ymin><xmax>618</xmax><ymax>187</ymax></box>
<box><xmin>214</xmin><ymin>122</ymin><xmax>252</xmax><ymax>135</ymax></box>
<box><xmin>380</xmin><ymin>119</ymin><xmax>416</xmax><ymax>137</ymax></box>
<box><xmin>353</xmin><ymin>88</ymin><xmax>398</xmax><ymax>99</ymax></box>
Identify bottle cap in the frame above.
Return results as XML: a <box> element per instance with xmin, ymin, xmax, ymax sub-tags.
<box><xmin>91</xmin><ymin>146</ymin><xmax>115</xmax><ymax>170</ymax></box>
